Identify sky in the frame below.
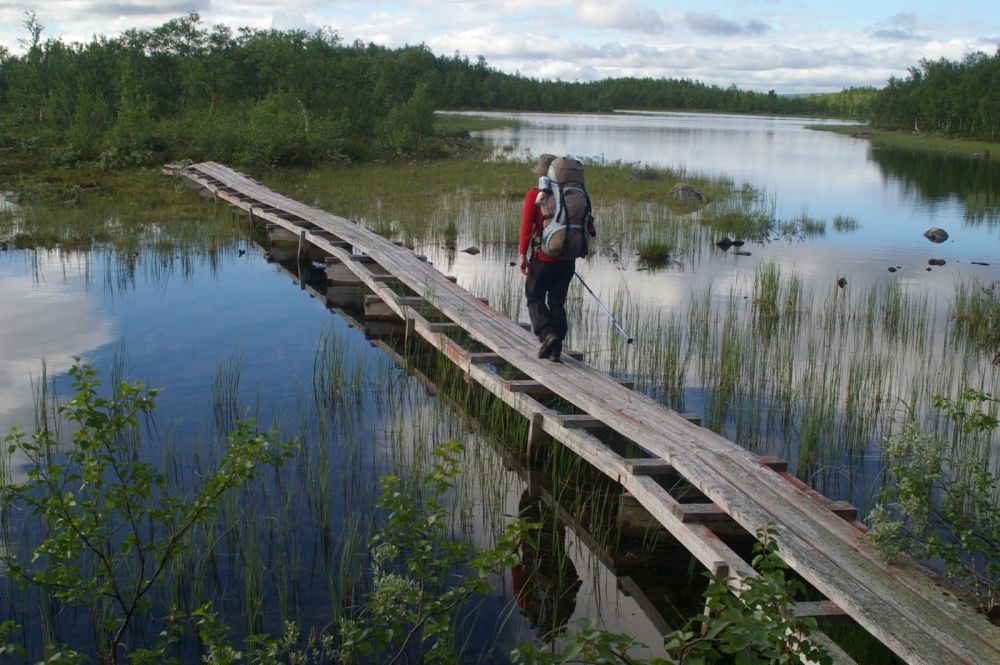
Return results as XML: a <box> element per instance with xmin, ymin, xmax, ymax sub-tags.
<box><xmin>1</xmin><ymin>1</ymin><xmax>998</xmax><ymax>94</ymax></box>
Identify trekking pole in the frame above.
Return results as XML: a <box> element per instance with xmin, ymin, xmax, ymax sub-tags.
<box><xmin>574</xmin><ymin>272</ymin><xmax>634</xmax><ymax>344</ymax></box>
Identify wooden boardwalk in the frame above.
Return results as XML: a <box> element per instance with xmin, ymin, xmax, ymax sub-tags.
<box><xmin>166</xmin><ymin>161</ymin><xmax>1000</xmax><ymax>665</ymax></box>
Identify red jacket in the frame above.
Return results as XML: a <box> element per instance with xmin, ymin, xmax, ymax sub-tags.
<box><xmin>519</xmin><ymin>188</ymin><xmax>560</xmax><ymax>262</ymax></box>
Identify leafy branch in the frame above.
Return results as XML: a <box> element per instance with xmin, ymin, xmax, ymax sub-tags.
<box><xmin>1</xmin><ymin>359</ymin><xmax>290</xmax><ymax>664</ymax></box>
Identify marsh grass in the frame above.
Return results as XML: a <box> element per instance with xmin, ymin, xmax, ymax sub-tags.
<box><xmin>808</xmin><ymin>124</ymin><xmax>1000</xmax><ymax>157</ymax></box>
<box><xmin>832</xmin><ymin>215</ymin><xmax>861</xmax><ymax>232</ymax></box>
<box><xmin>696</xmin><ymin>184</ymin><xmax>776</xmax><ymax>242</ymax></box>
<box><xmin>262</xmin><ymin>158</ymin><xmax>729</xmax><ymax>251</ymax></box>
<box><xmin>562</xmin><ymin>262</ymin><xmax>999</xmax><ymax>508</ymax></box>
<box><xmin>636</xmin><ymin>239</ymin><xmax>674</xmax><ymax>268</ymax></box>
<box><xmin>0</xmin><ymin>171</ymin><xmax>241</xmax><ymax>257</ymax></box>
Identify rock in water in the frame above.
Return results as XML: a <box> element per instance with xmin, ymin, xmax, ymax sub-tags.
<box><xmin>670</xmin><ymin>183</ymin><xmax>708</xmax><ymax>202</ymax></box>
<box><xmin>716</xmin><ymin>237</ymin><xmax>734</xmax><ymax>250</ymax></box>
<box><xmin>928</xmin><ymin>258</ymin><xmax>946</xmax><ymax>266</ymax></box>
<box><xmin>462</xmin><ymin>246</ymin><xmax>481</xmax><ymax>255</ymax></box>
<box><xmin>923</xmin><ymin>227</ymin><xmax>949</xmax><ymax>243</ymax></box>
<box><xmin>837</xmin><ymin>277</ymin><xmax>847</xmax><ymax>288</ymax></box>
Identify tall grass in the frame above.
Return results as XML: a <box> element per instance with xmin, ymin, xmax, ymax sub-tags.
<box><xmin>564</xmin><ymin>263</ymin><xmax>999</xmax><ymax>509</ymax></box>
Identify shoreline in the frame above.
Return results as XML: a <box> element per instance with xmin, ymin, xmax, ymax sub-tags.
<box><xmin>807</xmin><ymin>124</ymin><xmax>998</xmax><ymax>157</ymax></box>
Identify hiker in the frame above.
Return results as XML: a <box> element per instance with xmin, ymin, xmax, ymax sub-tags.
<box><xmin>519</xmin><ymin>154</ymin><xmax>594</xmax><ymax>362</ymax></box>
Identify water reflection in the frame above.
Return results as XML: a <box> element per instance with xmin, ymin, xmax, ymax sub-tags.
<box><xmin>512</xmin><ymin>489</ymin><xmax>581</xmax><ymax>640</ymax></box>
<box><xmin>0</xmin><ymin>255</ymin><xmax>113</xmax><ymax>432</ymax></box>
<box><xmin>868</xmin><ymin>145</ymin><xmax>1000</xmax><ymax>230</ymax></box>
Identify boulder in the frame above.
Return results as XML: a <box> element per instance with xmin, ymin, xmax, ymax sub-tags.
<box><xmin>670</xmin><ymin>183</ymin><xmax>708</xmax><ymax>202</ymax></box>
<box><xmin>923</xmin><ymin>227</ymin><xmax>949</xmax><ymax>243</ymax></box>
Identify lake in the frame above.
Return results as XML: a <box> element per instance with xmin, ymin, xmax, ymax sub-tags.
<box><xmin>1</xmin><ymin>111</ymin><xmax>998</xmax><ymax>661</ymax></box>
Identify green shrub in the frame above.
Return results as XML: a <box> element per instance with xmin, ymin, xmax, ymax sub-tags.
<box><xmin>0</xmin><ymin>360</ymin><xmax>290</xmax><ymax>664</ymax></box>
<box><xmin>243</xmin><ymin>92</ymin><xmax>311</xmax><ymax>167</ymax></box>
<box><xmin>866</xmin><ymin>389</ymin><xmax>999</xmax><ymax>615</ymax></box>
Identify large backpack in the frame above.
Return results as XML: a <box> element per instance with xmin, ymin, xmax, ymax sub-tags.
<box><xmin>539</xmin><ymin>156</ymin><xmax>590</xmax><ymax>260</ymax></box>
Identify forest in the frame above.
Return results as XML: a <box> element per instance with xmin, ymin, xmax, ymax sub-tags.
<box><xmin>867</xmin><ymin>51</ymin><xmax>1000</xmax><ymax>141</ymax></box>
<box><xmin>0</xmin><ymin>11</ymin><xmax>995</xmax><ymax>169</ymax></box>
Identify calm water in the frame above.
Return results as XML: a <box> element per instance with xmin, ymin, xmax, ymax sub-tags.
<box><xmin>1</xmin><ymin>111</ymin><xmax>998</xmax><ymax>659</ymax></box>
<box><xmin>448</xmin><ymin>111</ymin><xmax>999</xmax><ymax>299</ymax></box>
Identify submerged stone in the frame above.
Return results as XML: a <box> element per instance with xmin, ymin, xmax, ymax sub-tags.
<box><xmin>670</xmin><ymin>183</ymin><xmax>708</xmax><ymax>202</ymax></box>
<box><xmin>923</xmin><ymin>227</ymin><xmax>949</xmax><ymax>243</ymax></box>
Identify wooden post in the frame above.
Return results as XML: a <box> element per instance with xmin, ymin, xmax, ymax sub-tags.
<box><xmin>526</xmin><ymin>412</ymin><xmax>548</xmax><ymax>460</ymax></box>
<box><xmin>525</xmin><ymin>470</ymin><xmax>543</xmax><ymax>499</ymax></box>
<box><xmin>701</xmin><ymin>563</ymin><xmax>730</xmax><ymax>636</ymax></box>
<box><xmin>297</xmin><ymin>229</ymin><xmax>307</xmax><ymax>264</ymax></box>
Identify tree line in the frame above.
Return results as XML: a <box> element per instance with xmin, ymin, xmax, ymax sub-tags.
<box><xmin>0</xmin><ymin>11</ymin><xmax>994</xmax><ymax>169</ymax></box>
<box><xmin>868</xmin><ymin>50</ymin><xmax>1000</xmax><ymax>141</ymax></box>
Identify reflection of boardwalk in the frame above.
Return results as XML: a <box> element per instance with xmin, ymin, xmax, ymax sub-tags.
<box><xmin>166</xmin><ymin>162</ymin><xmax>1000</xmax><ymax>665</ymax></box>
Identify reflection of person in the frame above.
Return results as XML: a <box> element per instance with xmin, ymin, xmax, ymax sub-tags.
<box><xmin>519</xmin><ymin>154</ymin><xmax>575</xmax><ymax>363</ymax></box>
<box><xmin>511</xmin><ymin>489</ymin><xmax>581</xmax><ymax>640</ymax></box>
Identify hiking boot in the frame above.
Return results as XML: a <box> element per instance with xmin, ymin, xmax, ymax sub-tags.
<box><xmin>537</xmin><ymin>332</ymin><xmax>559</xmax><ymax>359</ymax></box>
<box><xmin>546</xmin><ymin>339</ymin><xmax>563</xmax><ymax>363</ymax></box>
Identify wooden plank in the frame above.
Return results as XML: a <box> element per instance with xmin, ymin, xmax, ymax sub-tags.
<box><xmin>468</xmin><ymin>352</ymin><xmax>504</xmax><ymax>365</ymax></box>
<box><xmin>791</xmin><ymin>601</ymin><xmax>851</xmax><ymax>625</ymax></box>
<box><xmin>428</xmin><ymin>322</ymin><xmax>461</xmax><ymax>333</ymax></box>
<box><xmin>675</xmin><ymin>503</ymin><xmax>731</xmax><ymax>523</ymax></box>
<box><xmin>757</xmin><ymin>456</ymin><xmax>789</xmax><ymax>472</ymax></box>
<box><xmin>699</xmin><ymin>454</ymin><xmax>993</xmax><ymax>664</ymax></box>
<box><xmin>625</xmin><ymin>458</ymin><xmax>675</xmax><ymax>476</ymax></box>
<box><xmin>679</xmin><ymin>413</ymin><xmax>702</xmax><ymax>426</ymax></box>
<box><xmin>555</xmin><ymin>414</ymin><xmax>606</xmax><ymax>430</ymax></box>
<box><xmin>504</xmin><ymin>379</ymin><xmax>553</xmax><ymax>397</ymax></box>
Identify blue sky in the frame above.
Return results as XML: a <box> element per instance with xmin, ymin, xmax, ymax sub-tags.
<box><xmin>2</xmin><ymin>1</ymin><xmax>998</xmax><ymax>93</ymax></box>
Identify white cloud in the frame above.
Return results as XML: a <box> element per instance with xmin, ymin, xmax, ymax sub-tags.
<box><xmin>869</xmin><ymin>12</ymin><xmax>924</xmax><ymax>41</ymax></box>
<box><xmin>577</xmin><ymin>0</ymin><xmax>666</xmax><ymax>34</ymax></box>
<box><xmin>684</xmin><ymin>12</ymin><xmax>770</xmax><ymax>37</ymax></box>
<box><xmin>0</xmin><ymin>0</ymin><xmax>997</xmax><ymax>94</ymax></box>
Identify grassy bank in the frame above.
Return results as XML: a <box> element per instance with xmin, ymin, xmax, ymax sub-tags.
<box><xmin>433</xmin><ymin>112</ymin><xmax>523</xmax><ymax>134</ymax></box>
<box><xmin>809</xmin><ymin>124</ymin><xmax>999</xmax><ymax>157</ymax></box>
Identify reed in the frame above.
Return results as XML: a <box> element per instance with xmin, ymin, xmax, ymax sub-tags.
<box><xmin>562</xmin><ymin>260</ymin><xmax>999</xmax><ymax>512</ymax></box>
<box><xmin>832</xmin><ymin>215</ymin><xmax>861</xmax><ymax>232</ymax></box>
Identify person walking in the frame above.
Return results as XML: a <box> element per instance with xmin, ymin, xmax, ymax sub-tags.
<box><xmin>519</xmin><ymin>154</ymin><xmax>577</xmax><ymax>363</ymax></box>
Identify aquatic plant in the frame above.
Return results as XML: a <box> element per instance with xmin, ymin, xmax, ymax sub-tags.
<box><xmin>0</xmin><ymin>360</ymin><xmax>290</xmax><ymax>664</ymax></box>
<box><xmin>831</xmin><ymin>215</ymin><xmax>860</xmax><ymax>232</ymax></box>
<box><xmin>636</xmin><ymin>239</ymin><xmax>673</xmax><ymax>267</ymax></box>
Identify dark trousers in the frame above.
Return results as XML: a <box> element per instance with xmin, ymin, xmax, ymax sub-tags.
<box><xmin>525</xmin><ymin>256</ymin><xmax>576</xmax><ymax>342</ymax></box>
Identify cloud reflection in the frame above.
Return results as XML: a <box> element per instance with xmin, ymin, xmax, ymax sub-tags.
<box><xmin>0</xmin><ymin>258</ymin><xmax>113</xmax><ymax>479</ymax></box>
